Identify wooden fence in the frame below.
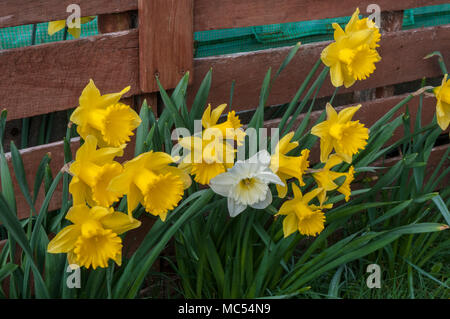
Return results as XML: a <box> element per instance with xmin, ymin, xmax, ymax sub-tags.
<box><xmin>0</xmin><ymin>0</ymin><xmax>449</xmax><ymax>223</ymax></box>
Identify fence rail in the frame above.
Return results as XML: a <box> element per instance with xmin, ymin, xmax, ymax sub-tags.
<box><xmin>0</xmin><ymin>0</ymin><xmax>449</xmax><ymax>218</ymax></box>
<box><xmin>0</xmin><ymin>0</ymin><xmax>138</xmax><ymax>28</ymax></box>
<box><xmin>2</xmin><ymin>0</ymin><xmax>448</xmax><ymax>30</ymax></box>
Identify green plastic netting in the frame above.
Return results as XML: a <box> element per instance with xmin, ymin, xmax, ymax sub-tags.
<box><xmin>194</xmin><ymin>5</ymin><xmax>450</xmax><ymax>57</ymax></box>
<box><xmin>1</xmin><ymin>5</ymin><xmax>449</xmax><ymax>57</ymax></box>
<box><xmin>0</xmin><ymin>17</ymin><xmax>99</xmax><ymax>49</ymax></box>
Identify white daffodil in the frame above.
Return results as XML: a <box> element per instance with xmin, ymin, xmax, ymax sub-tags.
<box><xmin>209</xmin><ymin>150</ymin><xmax>284</xmax><ymax>217</ymax></box>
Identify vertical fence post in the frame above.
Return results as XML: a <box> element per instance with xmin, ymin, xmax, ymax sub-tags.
<box><xmin>376</xmin><ymin>10</ymin><xmax>404</xmax><ymax>99</ymax></box>
<box><xmin>138</xmin><ymin>0</ymin><xmax>194</xmax><ymax>94</ymax></box>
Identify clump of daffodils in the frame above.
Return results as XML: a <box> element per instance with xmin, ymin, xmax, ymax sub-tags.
<box><xmin>48</xmin><ymin>9</ymin><xmax>381</xmax><ymax>269</ymax></box>
<box><xmin>48</xmin><ymin>80</ymin><xmax>192</xmax><ymax>269</ymax></box>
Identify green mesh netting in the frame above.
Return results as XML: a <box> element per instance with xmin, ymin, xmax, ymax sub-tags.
<box><xmin>194</xmin><ymin>4</ymin><xmax>450</xmax><ymax>57</ymax></box>
<box><xmin>0</xmin><ymin>17</ymin><xmax>98</xmax><ymax>49</ymax></box>
<box><xmin>0</xmin><ymin>5</ymin><xmax>449</xmax><ymax>57</ymax></box>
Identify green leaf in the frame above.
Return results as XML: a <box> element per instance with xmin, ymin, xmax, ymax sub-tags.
<box><xmin>277</xmin><ymin>59</ymin><xmax>321</xmax><ymax>132</ymax></box>
<box><xmin>248</xmin><ymin>68</ymin><xmax>272</xmax><ymax>129</ymax></box>
<box><xmin>424</xmin><ymin>51</ymin><xmax>448</xmax><ymax>74</ymax></box>
<box><xmin>30</xmin><ymin>172</ymin><xmax>63</xmax><ymax>251</ymax></box>
<box><xmin>135</xmin><ymin>100</ymin><xmax>150</xmax><ymax>156</ymax></box>
<box><xmin>10</xmin><ymin>141</ymin><xmax>35</xmax><ymax>214</ymax></box>
<box><xmin>190</xmin><ymin>69</ymin><xmax>212</xmax><ymax>122</ymax></box>
<box><xmin>32</xmin><ymin>153</ymin><xmax>51</xmax><ymax>204</ymax></box>
<box><xmin>403</xmin><ymin>258</ymin><xmax>449</xmax><ymax>289</ymax></box>
<box><xmin>431</xmin><ymin>195</ymin><xmax>450</xmax><ymax>226</ymax></box>
<box><xmin>0</xmin><ymin>263</ymin><xmax>18</xmax><ymax>282</ymax></box>
<box><xmin>156</xmin><ymin>77</ymin><xmax>186</xmax><ymax>129</ymax></box>
<box><xmin>275</xmin><ymin>42</ymin><xmax>302</xmax><ymax>78</ymax></box>
<box><xmin>0</xmin><ymin>193</ymin><xmax>49</xmax><ymax>298</ymax></box>
<box><xmin>0</xmin><ymin>146</ymin><xmax>16</xmax><ymax>214</ymax></box>
<box><xmin>0</xmin><ymin>109</ymin><xmax>7</xmax><ymax>144</ymax></box>
<box><xmin>326</xmin><ymin>202</ymin><xmax>399</xmax><ymax>224</ymax></box>
<box><xmin>327</xmin><ymin>264</ymin><xmax>345</xmax><ymax>299</ymax></box>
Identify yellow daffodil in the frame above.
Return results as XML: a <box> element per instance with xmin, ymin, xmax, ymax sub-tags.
<box><xmin>312</xmin><ymin>154</ymin><xmax>355</xmax><ymax>204</ymax></box>
<box><xmin>276</xmin><ymin>185</ymin><xmax>326</xmax><ymax>237</ymax></box>
<box><xmin>311</xmin><ymin>103</ymin><xmax>369</xmax><ymax>163</ymax></box>
<box><xmin>344</xmin><ymin>8</ymin><xmax>381</xmax><ymax>49</ymax></box>
<box><xmin>433</xmin><ymin>74</ymin><xmax>450</xmax><ymax>132</ymax></box>
<box><xmin>48</xmin><ymin>17</ymin><xmax>95</xmax><ymax>39</ymax></box>
<box><xmin>47</xmin><ymin>204</ymin><xmax>141</xmax><ymax>269</ymax></box>
<box><xmin>108</xmin><ymin>151</ymin><xmax>191</xmax><ymax>221</ymax></box>
<box><xmin>321</xmin><ymin>8</ymin><xmax>381</xmax><ymax>88</ymax></box>
<box><xmin>202</xmin><ymin>104</ymin><xmax>246</xmax><ymax>145</ymax></box>
<box><xmin>70</xmin><ymin>80</ymin><xmax>141</xmax><ymax>147</ymax></box>
<box><xmin>69</xmin><ymin>135</ymin><xmax>124</xmax><ymax>207</ymax></box>
<box><xmin>177</xmin><ymin>104</ymin><xmax>244</xmax><ymax>184</ymax></box>
<box><xmin>270</xmin><ymin>132</ymin><xmax>310</xmax><ymax>198</ymax></box>
<box><xmin>178</xmin><ymin>136</ymin><xmax>235</xmax><ymax>185</ymax></box>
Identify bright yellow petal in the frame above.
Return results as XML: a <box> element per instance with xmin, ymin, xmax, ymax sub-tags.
<box><xmin>436</xmin><ymin>100</ymin><xmax>450</xmax><ymax>130</ymax></box>
<box><xmin>65</xmin><ymin>204</ymin><xmax>93</xmax><ymax>225</ymax></box>
<box><xmin>332</xmin><ymin>22</ymin><xmax>346</xmax><ymax>41</ymax></box>
<box><xmin>276</xmin><ymin>132</ymin><xmax>297</xmax><ymax>155</ymax></box>
<box><xmin>302</xmin><ymin>187</ymin><xmax>324</xmax><ymax>204</ymax></box>
<box><xmin>90</xmin><ymin>163</ymin><xmax>123</xmax><ymax>207</ymax></box>
<box><xmin>330</xmin><ymin>62</ymin><xmax>344</xmax><ymax>87</ymax></box>
<box><xmin>48</xmin><ymin>20</ymin><xmax>66</xmax><ymax>36</ymax></box>
<box><xmin>276</xmin><ymin>179</ymin><xmax>288</xmax><ymax>199</ymax></box>
<box><xmin>69</xmin><ymin>176</ymin><xmax>95</xmax><ymax>207</ymax></box>
<box><xmin>326</xmin><ymin>103</ymin><xmax>338</xmax><ymax>122</ymax></box>
<box><xmin>345</xmin><ymin>8</ymin><xmax>361</xmax><ymax>33</ymax></box>
<box><xmin>47</xmin><ymin>225</ymin><xmax>80</xmax><ymax>253</ymax></box>
<box><xmin>67</xmin><ymin>27</ymin><xmax>81</xmax><ymax>39</ymax></box>
<box><xmin>78</xmin><ymin>79</ymin><xmax>102</xmax><ymax>109</ymax></box>
<box><xmin>283</xmin><ymin>213</ymin><xmax>298</xmax><ymax>237</ymax></box>
<box><xmin>127</xmin><ymin>183</ymin><xmax>144</xmax><ymax>216</ymax></box>
<box><xmin>202</xmin><ymin>103</ymin><xmax>227</xmax><ymax>128</ymax></box>
<box><xmin>100</xmin><ymin>211</ymin><xmax>141</xmax><ymax>235</ymax></box>
<box><xmin>337</xmin><ymin>104</ymin><xmax>361</xmax><ymax>123</ymax></box>
<box><xmin>319</xmin><ymin>137</ymin><xmax>334</xmax><ymax>163</ymax></box>
<box><xmin>324</xmin><ymin>154</ymin><xmax>344</xmax><ymax>169</ymax></box>
<box><xmin>291</xmin><ymin>183</ymin><xmax>303</xmax><ymax>199</ymax></box>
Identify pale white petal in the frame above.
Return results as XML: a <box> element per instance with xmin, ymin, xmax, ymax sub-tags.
<box><xmin>228</xmin><ymin>197</ymin><xmax>247</xmax><ymax>217</ymax></box>
<box><xmin>230</xmin><ymin>160</ymin><xmax>251</xmax><ymax>178</ymax></box>
<box><xmin>250</xmin><ymin>189</ymin><xmax>273</xmax><ymax>210</ymax></box>
<box><xmin>247</xmin><ymin>150</ymin><xmax>271</xmax><ymax>168</ymax></box>
<box><xmin>257</xmin><ymin>169</ymin><xmax>284</xmax><ymax>185</ymax></box>
<box><xmin>210</xmin><ymin>172</ymin><xmax>239</xmax><ymax>197</ymax></box>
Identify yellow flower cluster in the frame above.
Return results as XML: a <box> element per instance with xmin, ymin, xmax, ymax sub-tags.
<box><xmin>47</xmin><ymin>8</ymin><xmax>381</xmax><ymax>268</ymax></box>
<box><xmin>321</xmin><ymin>8</ymin><xmax>381</xmax><ymax>88</ymax></box>
<box><xmin>178</xmin><ymin>104</ymin><xmax>243</xmax><ymax>184</ymax></box>
<box><xmin>48</xmin><ymin>80</ymin><xmax>191</xmax><ymax>269</ymax></box>
<box><xmin>276</xmin><ymin>103</ymin><xmax>368</xmax><ymax>239</ymax></box>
